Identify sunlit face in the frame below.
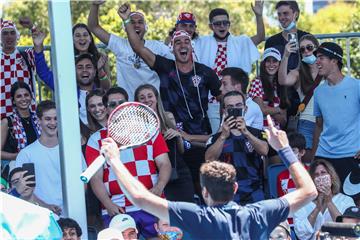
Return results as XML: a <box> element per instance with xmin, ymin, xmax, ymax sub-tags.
<box><xmin>73</xmin><ymin>27</ymin><xmax>91</xmax><ymax>53</ymax></box>
<box><xmin>39</xmin><ymin>109</ymin><xmax>57</xmax><ymax>138</ymax></box>
<box><xmin>264</xmin><ymin>57</ymin><xmax>280</xmax><ymax>76</ymax></box>
<box><xmin>220</xmin><ymin>75</ymin><xmax>242</xmax><ymax>95</ymax></box>
<box><xmin>1</xmin><ymin>28</ymin><xmax>17</xmax><ymax>51</ymax></box>
<box><xmin>130</xmin><ymin>14</ymin><xmax>146</xmax><ymax>39</ymax></box>
<box><xmin>106</xmin><ymin>93</ymin><xmax>127</xmax><ymax>115</ymax></box>
<box><xmin>76</xmin><ymin>58</ymin><xmax>96</xmax><ymax>88</ymax></box>
<box><xmin>299</xmin><ymin>39</ymin><xmax>316</xmax><ymax>57</ymax></box>
<box><xmin>173</xmin><ymin>36</ymin><xmax>192</xmax><ymax>64</ymax></box>
<box><xmin>176</xmin><ymin>22</ymin><xmax>196</xmax><ymax>38</ymax></box>
<box><xmin>209</xmin><ymin>15</ymin><xmax>230</xmax><ymax>39</ymax></box>
<box><xmin>13</xmin><ymin>88</ymin><xmax>32</xmax><ymax>111</ymax></box>
<box><xmin>137</xmin><ymin>88</ymin><xmax>157</xmax><ymax>112</ymax></box>
<box><xmin>87</xmin><ymin>95</ymin><xmax>106</xmax><ymax>124</ymax></box>
<box><xmin>62</xmin><ymin>227</ymin><xmax>80</xmax><ymax>240</ymax></box>
<box><xmin>269</xmin><ymin>226</ymin><xmax>290</xmax><ymax>240</ymax></box>
<box><xmin>277</xmin><ymin>5</ymin><xmax>297</xmax><ymax>28</ymax></box>
<box><xmin>122</xmin><ymin>228</ymin><xmax>137</xmax><ymax>240</ymax></box>
<box><xmin>313</xmin><ymin>164</ymin><xmax>329</xmax><ymax>179</ymax></box>
<box><xmin>316</xmin><ymin>53</ymin><xmax>337</xmax><ymax>78</ymax></box>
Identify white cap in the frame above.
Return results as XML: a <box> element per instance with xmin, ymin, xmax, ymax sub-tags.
<box><xmin>97</xmin><ymin>228</ymin><xmax>124</xmax><ymax>240</ymax></box>
<box><xmin>262</xmin><ymin>47</ymin><xmax>282</xmax><ymax>61</ymax></box>
<box><xmin>109</xmin><ymin>214</ymin><xmax>138</xmax><ymax>233</ymax></box>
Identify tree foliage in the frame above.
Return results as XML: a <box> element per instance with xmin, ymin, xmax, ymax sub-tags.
<box><xmin>2</xmin><ymin>0</ymin><xmax>360</xmax><ymax>90</ymax></box>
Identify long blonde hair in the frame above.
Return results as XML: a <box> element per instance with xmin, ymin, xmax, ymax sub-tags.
<box><xmin>309</xmin><ymin>159</ymin><xmax>341</xmax><ymax>195</ymax></box>
<box><xmin>134</xmin><ymin>84</ymin><xmax>175</xmax><ymax>131</ymax></box>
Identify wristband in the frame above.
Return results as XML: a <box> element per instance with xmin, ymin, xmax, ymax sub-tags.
<box><xmin>123</xmin><ymin>18</ymin><xmax>131</xmax><ymax>26</ymax></box>
<box><xmin>278</xmin><ymin>146</ymin><xmax>299</xmax><ymax>168</ymax></box>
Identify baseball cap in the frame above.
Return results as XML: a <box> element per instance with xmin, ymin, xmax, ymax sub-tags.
<box><xmin>262</xmin><ymin>47</ymin><xmax>282</xmax><ymax>62</ymax></box>
<box><xmin>1</xmin><ymin>19</ymin><xmax>17</xmax><ymax>32</ymax></box>
<box><xmin>97</xmin><ymin>228</ymin><xmax>124</xmax><ymax>240</ymax></box>
<box><xmin>314</xmin><ymin>42</ymin><xmax>343</xmax><ymax>62</ymax></box>
<box><xmin>336</xmin><ymin>207</ymin><xmax>360</xmax><ymax>222</ymax></box>
<box><xmin>176</xmin><ymin>12</ymin><xmax>196</xmax><ymax>25</ymax></box>
<box><xmin>109</xmin><ymin>214</ymin><xmax>138</xmax><ymax>233</ymax></box>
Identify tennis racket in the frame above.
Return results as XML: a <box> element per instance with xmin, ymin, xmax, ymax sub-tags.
<box><xmin>80</xmin><ymin>102</ymin><xmax>160</xmax><ymax>183</ymax></box>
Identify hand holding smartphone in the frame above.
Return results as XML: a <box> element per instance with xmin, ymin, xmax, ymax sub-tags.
<box><xmin>22</xmin><ymin>163</ymin><xmax>36</xmax><ymax>188</ymax></box>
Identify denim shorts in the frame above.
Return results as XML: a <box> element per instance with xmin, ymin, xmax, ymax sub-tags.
<box><xmin>297</xmin><ymin>119</ymin><xmax>315</xmax><ymax>149</ymax></box>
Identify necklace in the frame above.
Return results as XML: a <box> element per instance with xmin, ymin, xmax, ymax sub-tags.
<box><xmin>20</xmin><ymin>117</ymin><xmax>31</xmax><ymax>125</ymax></box>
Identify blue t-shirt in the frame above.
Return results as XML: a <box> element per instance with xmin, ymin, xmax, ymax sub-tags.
<box><xmin>313</xmin><ymin>76</ymin><xmax>360</xmax><ymax>158</ymax></box>
<box><xmin>168</xmin><ymin>198</ymin><xmax>289</xmax><ymax>240</ymax></box>
<box><xmin>152</xmin><ymin>55</ymin><xmax>221</xmax><ymax>135</ymax></box>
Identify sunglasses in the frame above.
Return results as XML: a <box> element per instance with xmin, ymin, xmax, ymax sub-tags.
<box><xmin>211</xmin><ymin>20</ymin><xmax>230</xmax><ymax>27</ymax></box>
<box><xmin>107</xmin><ymin>100</ymin><xmax>125</xmax><ymax>108</ymax></box>
<box><xmin>300</xmin><ymin>44</ymin><xmax>315</xmax><ymax>54</ymax></box>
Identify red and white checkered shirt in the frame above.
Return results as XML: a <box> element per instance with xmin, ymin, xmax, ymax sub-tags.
<box><xmin>85</xmin><ymin>128</ymin><xmax>169</xmax><ymax>214</ymax></box>
<box><xmin>209</xmin><ymin>42</ymin><xmax>227</xmax><ymax>103</ymax></box>
<box><xmin>276</xmin><ymin>165</ymin><xmax>309</xmax><ymax>226</ymax></box>
<box><xmin>1</xmin><ymin>48</ymin><xmax>36</xmax><ymax>119</ymax></box>
<box><xmin>248</xmin><ymin>78</ymin><xmax>281</xmax><ymax>128</ymax></box>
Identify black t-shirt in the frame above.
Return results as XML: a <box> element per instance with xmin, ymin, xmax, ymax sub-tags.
<box><xmin>265</xmin><ymin>30</ymin><xmax>310</xmax><ymax>71</ymax></box>
<box><xmin>4</xmin><ymin>116</ymin><xmax>38</xmax><ymax>153</ymax></box>
<box><xmin>152</xmin><ymin>55</ymin><xmax>221</xmax><ymax>135</ymax></box>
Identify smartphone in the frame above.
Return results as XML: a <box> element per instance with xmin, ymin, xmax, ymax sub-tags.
<box><xmin>227</xmin><ymin>108</ymin><xmax>243</xmax><ymax>118</ymax></box>
<box><xmin>22</xmin><ymin>163</ymin><xmax>36</xmax><ymax>187</ymax></box>
<box><xmin>288</xmin><ymin>32</ymin><xmax>297</xmax><ymax>43</ymax></box>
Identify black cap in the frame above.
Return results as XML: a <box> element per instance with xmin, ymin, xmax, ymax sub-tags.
<box><xmin>336</xmin><ymin>206</ymin><xmax>360</xmax><ymax>222</ymax></box>
<box><xmin>314</xmin><ymin>42</ymin><xmax>343</xmax><ymax>62</ymax></box>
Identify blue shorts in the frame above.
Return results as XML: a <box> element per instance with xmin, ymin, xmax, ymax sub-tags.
<box><xmin>102</xmin><ymin>210</ymin><xmax>158</xmax><ymax>238</ymax></box>
<box><xmin>297</xmin><ymin>119</ymin><xmax>315</xmax><ymax>149</ymax></box>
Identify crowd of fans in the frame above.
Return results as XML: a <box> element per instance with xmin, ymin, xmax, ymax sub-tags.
<box><xmin>1</xmin><ymin>0</ymin><xmax>359</xmax><ymax>239</ymax></box>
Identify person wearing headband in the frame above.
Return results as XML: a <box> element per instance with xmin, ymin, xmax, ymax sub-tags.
<box><xmin>312</xmin><ymin>42</ymin><xmax>360</xmax><ymax>204</ymax></box>
<box><xmin>0</xmin><ymin>19</ymin><xmax>37</xmax><ymax>119</ymax></box>
<box><xmin>87</xmin><ymin>1</ymin><xmax>173</xmax><ymax>101</ymax></box>
<box><xmin>118</xmin><ymin>3</ymin><xmax>221</xmax><ymax>200</ymax></box>
<box><xmin>193</xmin><ymin>1</ymin><xmax>264</xmax><ymax>134</ymax></box>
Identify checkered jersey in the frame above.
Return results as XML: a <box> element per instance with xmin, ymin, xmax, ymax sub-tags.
<box><xmin>85</xmin><ymin>128</ymin><xmax>169</xmax><ymax>214</ymax></box>
<box><xmin>1</xmin><ymin>48</ymin><xmax>36</xmax><ymax>119</ymax></box>
<box><xmin>206</xmin><ymin>127</ymin><xmax>266</xmax><ymax>205</ymax></box>
<box><xmin>276</xmin><ymin>165</ymin><xmax>309</xmax><ymax>226</ymax></box>
<box><xmin>209</xmin><ymin>42</ymin><xmax>227</xmax><ymax>103</ymax></box>
<box><xmin>248</xmin><ymin>78</ymin><xmax>281</xmax><ymax>128</ymax></box>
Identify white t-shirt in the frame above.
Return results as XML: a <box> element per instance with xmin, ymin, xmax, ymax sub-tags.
<box><xmin>79</xmin><ymin>89</ymin><xmax>88</xmax><ymax>125</ymax></box>
<box><xmin>15</xmin><ymin>140</ymin><xmax>63</xmax><ymax>211</ymax></box>
<box><xmin>245</xmin><ymin>98</ymin><xmax>264</xmax><ymax>130</ymax></box>
<box><xmin>107</xmin><ymin>34</ymin><xmax>173</xmax><ymax>100</ymax></box>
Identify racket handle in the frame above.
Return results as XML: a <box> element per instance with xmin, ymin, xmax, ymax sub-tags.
<box><xmin>80</xmin><ymin>155</ymin><xmax>106</xmax><ymax>183</ymax></box>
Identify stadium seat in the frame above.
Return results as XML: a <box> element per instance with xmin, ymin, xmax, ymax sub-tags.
<box><xmin>267</xmin><ymin>163</ymin><xmax>287</xmax><ymax>198</ymax></box>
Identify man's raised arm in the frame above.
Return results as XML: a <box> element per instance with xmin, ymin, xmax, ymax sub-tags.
<box><xmin>118</xmin><ymin>3</ymin><xmax>156</xmax><ymax>68</ymax></box>
<box><xmin>88</xmin><ymin>0</ymin><xmax>110</xmax><ymax>45</ymax></box>
<box><xmin>101</xmin><ymin>138</ymin><xmax>170</xmax><ymax>222</ymax></box>
<box><xmin>265</xmin><ymin>115</ymin><xmax>317</xmax><ymax>214</ymax></box>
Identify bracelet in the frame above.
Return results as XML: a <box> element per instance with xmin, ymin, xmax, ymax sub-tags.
<box><xmin>278</xmin><ymin>146</ymin><xmax>299</xmax><ymax>168</ymax></box>
<box><xmin>123</xmin><ymin>18</ymin><xmax>131</xmax><ymax>26</ymax></box>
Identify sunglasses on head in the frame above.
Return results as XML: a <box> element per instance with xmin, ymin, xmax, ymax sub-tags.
<box><xmin>107</xmin><ymin>100</ymin><xmax>125</xmax><ymax>108</ymax></box>
<box><xmin>211</xmin><ymin>20</ymin><xmax>230</xmax><ymax>27</ymax></box>
<box><xmin>300</xmin><ymin>44</ymin><xmax>315</xmax><ymax>54</ymax></box>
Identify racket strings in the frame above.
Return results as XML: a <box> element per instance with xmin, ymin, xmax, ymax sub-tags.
<box><xmin>108</xmin><ymin>106</ymin><xmax>159</xmax><ymax>146</ymax></box>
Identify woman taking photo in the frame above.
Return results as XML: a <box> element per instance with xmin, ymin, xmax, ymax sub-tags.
<box><xmin>135</xmin><ymin>84</ymin><xmax>194</xmax><ymax>202</ymax></box>
<box><xmin>1</xmin><ymin>82</ymin><xmax>41</xmax><ymax>164</ymax></box>
<box><xmin>278</xmin><ymin>34</ymin><xmax>321</xmax><ymax>162</ymax></box>
<box><xmin>294</xmin><ymin>159</ymin><xmax>355</xmax><ymax>240</ymax></box>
